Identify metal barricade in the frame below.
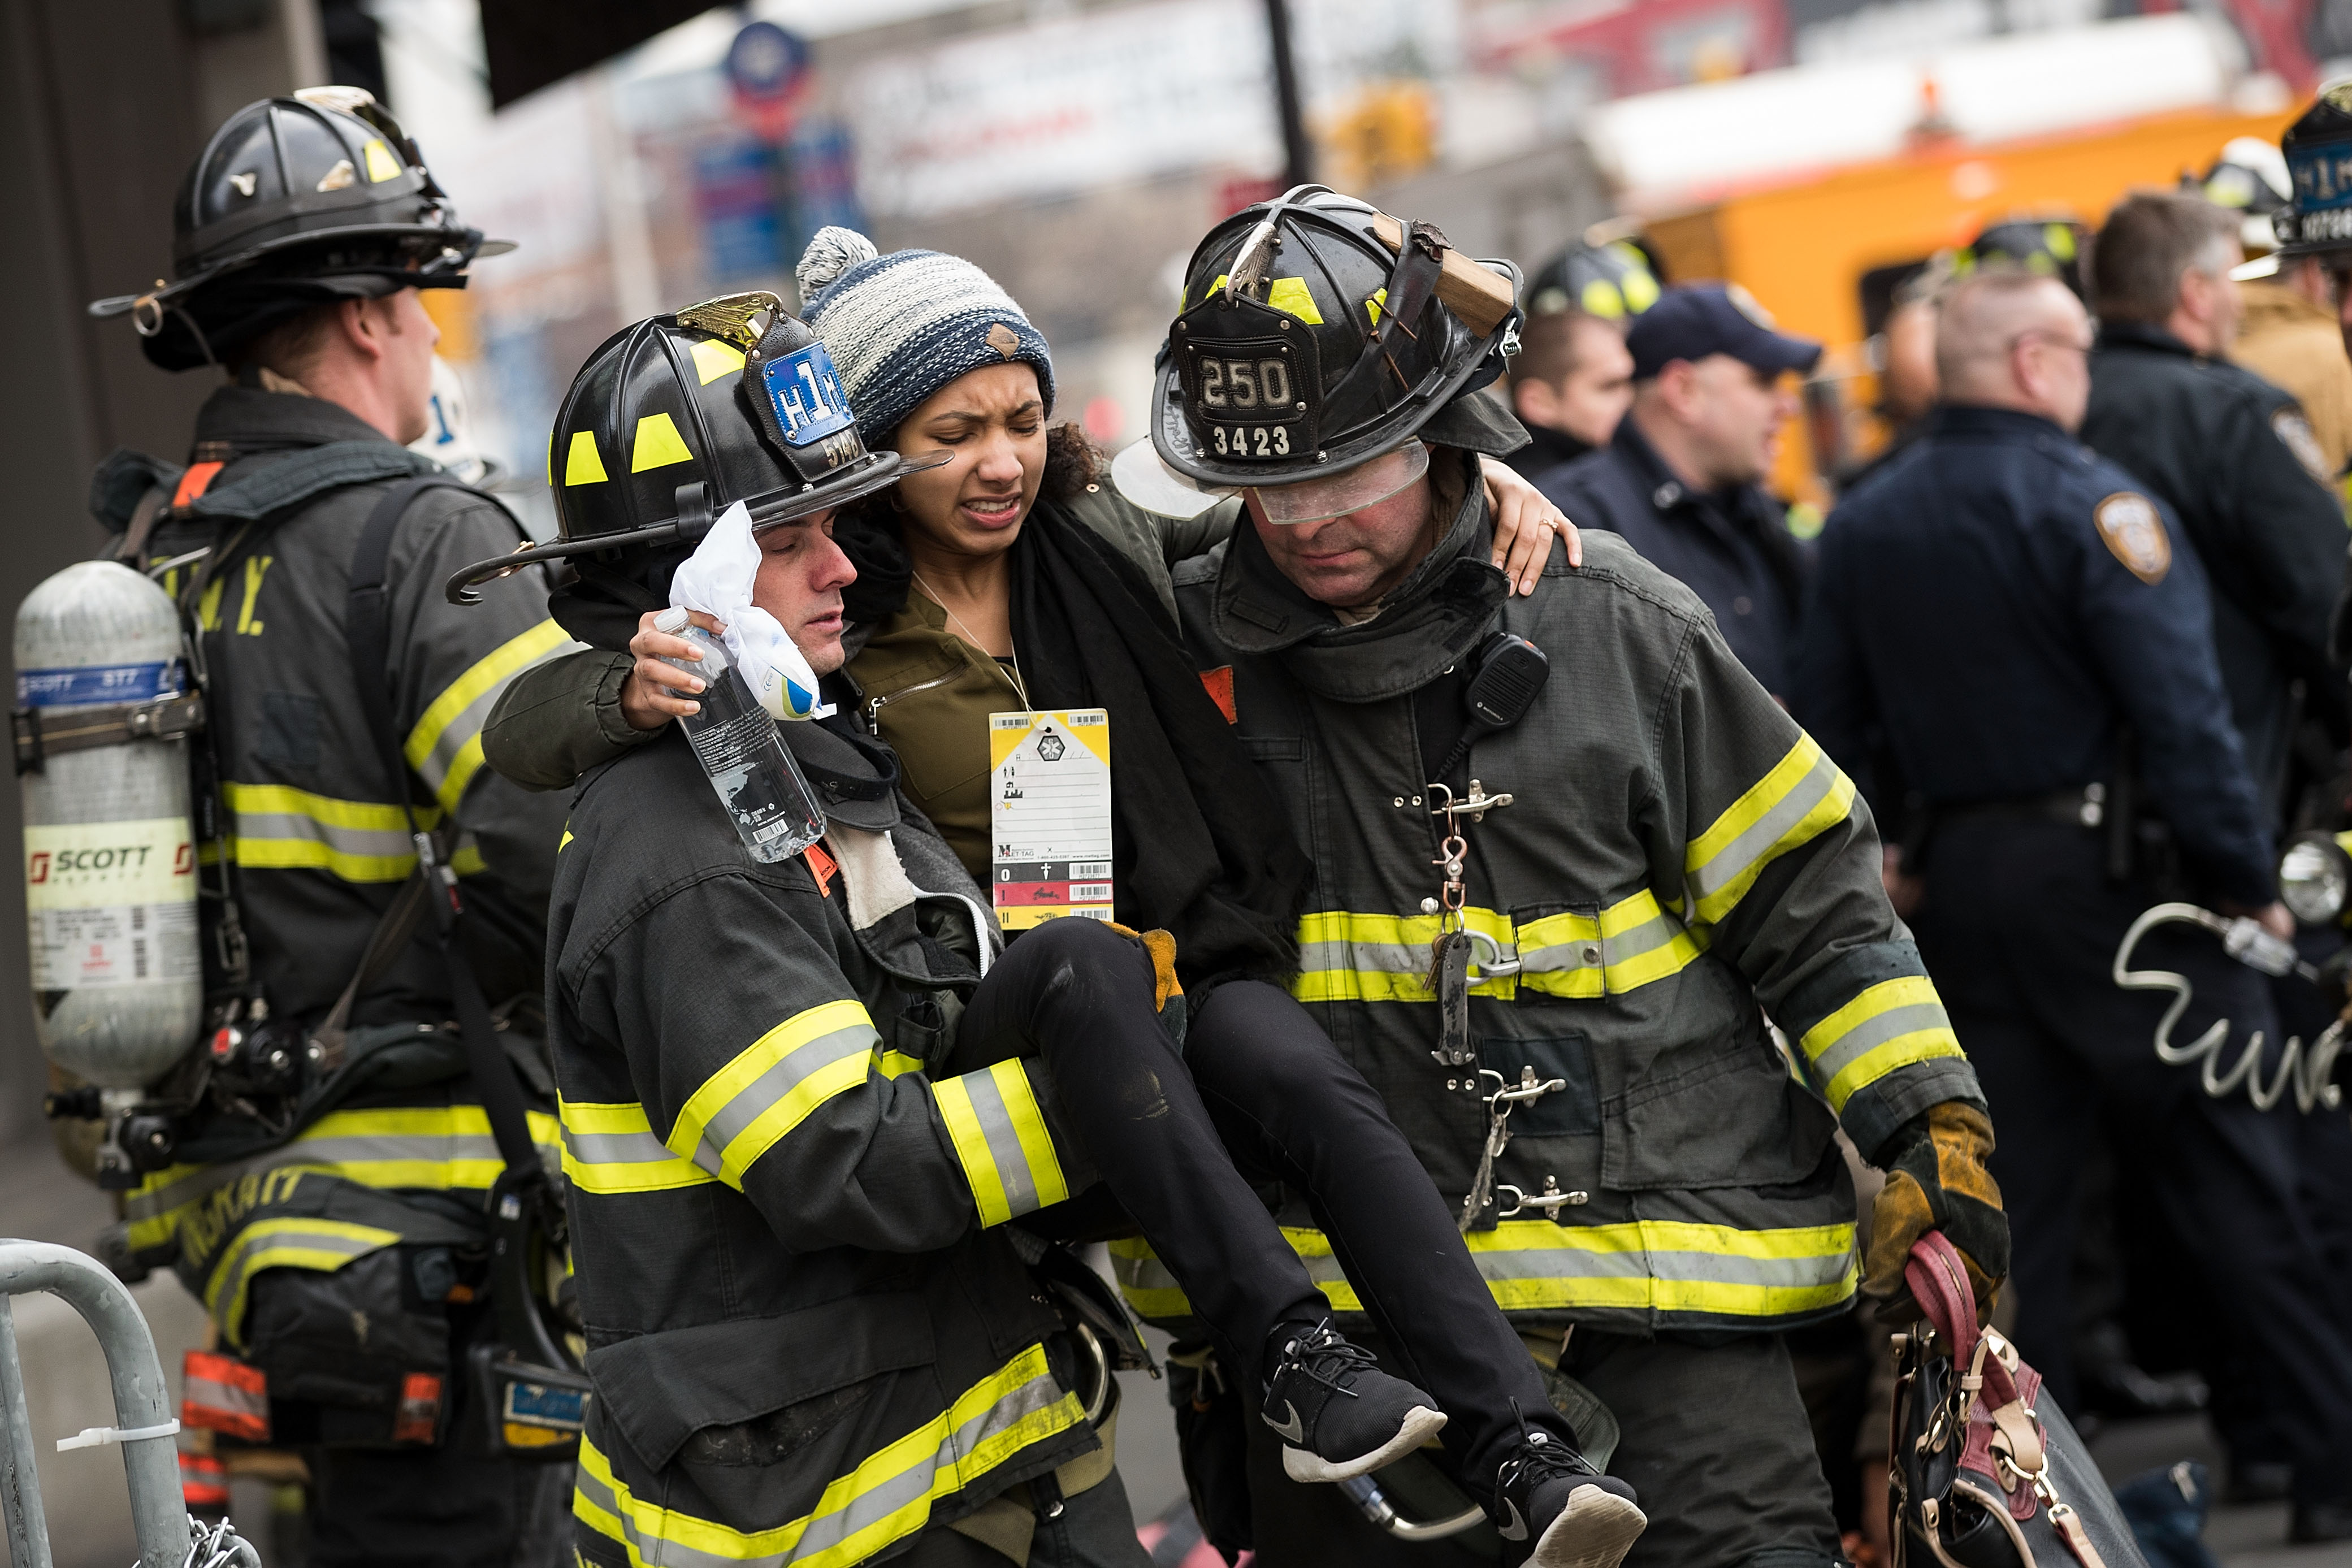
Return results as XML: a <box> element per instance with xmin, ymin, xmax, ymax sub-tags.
<box><xmin>0</xmin><ymin>1239</ymin><xmax>256</xmax><ymax>1568</ymax></box>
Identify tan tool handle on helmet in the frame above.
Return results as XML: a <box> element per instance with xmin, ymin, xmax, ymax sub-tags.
<box><xmin>1370</xmin><ymin>213</ymin><xmax>1518</xmax><ymax>336</ymax></box>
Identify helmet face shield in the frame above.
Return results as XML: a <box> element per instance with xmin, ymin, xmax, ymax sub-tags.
<box><xmin>1249</xmin><ymin>441</ymin><xmax>1428</xmax><ymax>524</ymax></box>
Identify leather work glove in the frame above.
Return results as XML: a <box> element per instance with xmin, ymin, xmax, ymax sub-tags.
<box><xmin>1862</xmin><ymin>1101</ymin><xmax>2009</xmax><ymax>1324</ymax></box>
<box><xmin>1107</xmin><ymin>923</ymin><xmax>1187</xmax><ymax>1049</ymax></box>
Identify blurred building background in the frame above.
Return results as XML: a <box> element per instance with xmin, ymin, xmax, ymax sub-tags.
<box><xmin>0</xmin><ymin>2</ymin><xmax>2342</xmax><ymax>1557</ymax></box>
<box><xmin>7</xmin><ymin>0</ymin><xmax>2340</xmax><ymax>1267</ymax></box>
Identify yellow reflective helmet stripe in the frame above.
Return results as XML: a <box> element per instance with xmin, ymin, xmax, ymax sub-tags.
<box><xmin>691</xmin><ymin>339</ymin><xmax>747</xmax><ymax>385</ymax></box>
<box><xmin>571</xmin><ymin>1342</ymin><xmax>1085</xmax><ymax>1568</ymax></box>
<box><xmin>631</xmin><ymin>412</ymin><xmax>697</xmax><ymax>474</ymax></box>
<box><xmin>1685</xmin><ymin>734</ymin><xmax>1856</xmax><ymax>926</ymax></box>
<box><xmin>669</xmin><ymin>999</ymin><xmax>883</xmax><ymax>1187</ymax></box>
<box><xmin>1191</xmin><ymin>274</ymin><xmax>1324</xmax><ymax>324</ymax></box>
<box><xmin>565</xmin><ymin>431</ymin><xmax>609</xmax><ymax>486</ymax></box>
<box><xmin>361</xmin><ymin>139</ymin><xmax>403</xmax><ymax>183</ymax></box>
<box><xmin>404</xmin><ymin>618</ymin><xmax>579</xmax><ymax>814</ymax></box>
<box><xmin>561</xmin><ymin>1099</ymin><xmax>720</xmax><ymax>1194</ymax></box>
<box><xmin>934</xmin><ymin>1059</ymin><xmax>1069</xmax><ymax>1228</ymax></box>
<box><xmin>1797</xmin><ymin>974</ymin><xmax>1964</xmax><ymax>1114</ymax></box>
<box><xmin>205</xmin><ymin>1216</ymin><xmax>401</xmax><ymax>1348</ymax></box>
<box><xmin>1111</xmin><ymin>1219</ymin><xmax>1857</xmax><ymax>1323</ymax></box>
<box><xmin>1293</xmin><ymin>891</ymin><xmax>1703</xmax><ymax>1004</ymax></box>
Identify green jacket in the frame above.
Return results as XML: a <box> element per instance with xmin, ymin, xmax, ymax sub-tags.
<box><xmin>1124</xmin><ymin>451</ymin><xmax>1985</xmax><ymax>1336</ymax></box>
<box><xmin>551</xmin><ymin>716</ymin><xmax>1096</xmax><ymax>1568</ymax></box>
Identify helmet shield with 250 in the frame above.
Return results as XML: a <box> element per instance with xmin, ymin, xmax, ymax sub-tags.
<box><xmin>444</xmin><ymin>293</ymin><xmax>940</xmax><ymax>604</ymax></box>
<box><xmin>1149</xmin><ymin>186</ymin><xmax>1522</xmax><ymax>495</ymax></box>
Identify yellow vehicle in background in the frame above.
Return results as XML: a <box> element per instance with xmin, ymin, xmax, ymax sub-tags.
<box><xmin>1607</xmin><ymin>71</ymin><xmax>2292</xmax><ymax>507</ymax></box>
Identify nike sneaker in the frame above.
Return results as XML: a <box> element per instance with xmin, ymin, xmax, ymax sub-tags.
<box><xmin>1261</xmin><ymin>1320</ymin><xmax>1446</xmax><ymax>1483</ymax></box>
<box><xmin>1491</xmin><ymin>1409</ymin><xmax>1646</xmax><ymax>1568</ymax></box>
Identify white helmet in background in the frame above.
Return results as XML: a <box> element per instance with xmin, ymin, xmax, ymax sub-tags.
<box><xmin>411</xmin><ymin>354</ymin><xmax>504</xmax><ymax>488</ymax></box>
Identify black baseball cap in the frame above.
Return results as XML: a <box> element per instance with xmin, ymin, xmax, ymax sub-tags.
<box><xmin>1626</xmin><ymin>283</ymin><xmax>1822</xmax><ymax>380</ymax></box>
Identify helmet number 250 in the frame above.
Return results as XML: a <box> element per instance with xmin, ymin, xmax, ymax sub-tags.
<box><xmin>1198</xmin><ymin>356</ymin><xmax>1294</xmax><ymax>413</ymax></box>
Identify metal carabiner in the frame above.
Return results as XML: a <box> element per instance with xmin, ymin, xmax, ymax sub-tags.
<box><xmin>1463</xmin><ymin>927</ymin><xmax>1522</xmax><ymax>980</ymax></box>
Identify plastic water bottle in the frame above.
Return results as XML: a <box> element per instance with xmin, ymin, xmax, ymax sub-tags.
<box><xmin>656</xmin><ymin>608</ymin><xmax>825</xmax><ymax>862</ymax></box>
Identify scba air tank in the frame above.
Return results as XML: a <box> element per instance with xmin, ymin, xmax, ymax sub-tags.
<box><xmin>14</xmin><ymin>562</ymin><xmax>202</xmax><ymax>1087</ymax></box>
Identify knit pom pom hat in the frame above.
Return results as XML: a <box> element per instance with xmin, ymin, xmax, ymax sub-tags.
<box><xmin>796</xmin><ymin>226</ymin><xmax>1056</xmax><ymax>442</ymax></box>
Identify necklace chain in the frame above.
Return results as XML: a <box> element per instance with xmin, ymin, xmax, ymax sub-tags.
<box><xmin>911</xmin><ymin>569</ymin><xmax>1030</xmax><ymax>708</ymax></box>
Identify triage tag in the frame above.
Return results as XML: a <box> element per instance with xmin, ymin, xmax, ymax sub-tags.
<box><xmin>990</xmin><ymin>709</ymin><xmax>1112</xmax><ymax>930</ymax></box>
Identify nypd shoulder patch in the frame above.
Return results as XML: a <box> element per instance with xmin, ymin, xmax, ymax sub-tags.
<box><xmin>2093</xmin><ymin>492</ymin><xmax>2171</xmax><ymax>586</ymax></box>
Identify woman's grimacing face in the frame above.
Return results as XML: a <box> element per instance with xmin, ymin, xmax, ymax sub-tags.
<box><xmin>887</xmin><ymin>361</ymin><xmax>1049</xmax><ymax>561</ymax></box>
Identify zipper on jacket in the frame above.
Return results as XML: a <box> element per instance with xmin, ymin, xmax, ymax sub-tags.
<box><xmin>864</xmin><ymin>669</ymin><xmax>961</xmax><ymax>736</ymax></box>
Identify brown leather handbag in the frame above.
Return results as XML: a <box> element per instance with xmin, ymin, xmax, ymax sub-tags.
<box><xmin>1891</xmin><ymin>1232</ymin><xmax>2149</xmax><ymax>1568</ymax></box>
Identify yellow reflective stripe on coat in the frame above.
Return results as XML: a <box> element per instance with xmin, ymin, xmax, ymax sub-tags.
<box><xmin>1294</xmin><ymin>891</ymin><xmax>1702</xmax><ymax>1004</ymax></box>
<box><xmin>561</xmin><ymin>1099</ymin><xmax>721</xmax><ymax>1194</ymax></box>
<box><xmin>1111</xmin><ymin>1219</ymin><xmax>1856</xmax><ymax>1322</ymax></box>
<box><xmin>1797</xmin><ymin>976</ymin><xmax>1964</xmax><ymax>1114</ymax></box>
<box><xmin>1684</xmin><ymin>735</ymin><xmax>1857</xmax><ymax>926</ymax></box>
<box><xmin>221</xmin><ymin>783</ymin><xmax>443</xmax><ymax>883</ymax></box>
<box><xmin>669</xmin><ymin>999</ymin><xmax>883</xmax><ymax>1187</ymax></box>
<box><xmin>1516</xmin><ymin>890</ymin><xmax>1707</xmax><ymax>998</ymax></box>
<box><xmin>124</xmin><ymin>1104</ymin><xmax>561</xmax><ymax>1254</ymax></box>
<box><xmin>571</xmin><ymin>1341</ymin><xmax>1085</xmax><ymax>1568</ymax></box>
<box><xmin>405</xmin><ymin>619</ymin><xmax>579</xmax><ymax>815</ymax></box>
<box><xmin>204</xmin><ymin>1216</ymin><xmax>401</xmax><ymax>1348</ymax></box>
<box><xmin>934</xmin><ymin>1060</ymin><xmax>1069</xmax><ymax>1227</ymax></box>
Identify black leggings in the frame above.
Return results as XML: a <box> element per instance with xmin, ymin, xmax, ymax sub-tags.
<box><xmin>951</xmin><ymin>918</ymin><xmax>1563</xmax><ymax>1492</ymax></box>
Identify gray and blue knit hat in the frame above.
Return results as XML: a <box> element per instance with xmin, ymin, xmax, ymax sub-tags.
<box><xmin>795</xmin><ymin>228</ymin><xmax>1056</xmax><ymax>441</ymax></box>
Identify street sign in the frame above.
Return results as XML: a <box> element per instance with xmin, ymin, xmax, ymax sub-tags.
<box><xmin>726</xmin><ymin>21</ymin><xmax>812</xmax><ymax>145</ymax></box>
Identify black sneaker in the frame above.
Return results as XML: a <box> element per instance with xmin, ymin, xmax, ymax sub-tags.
<box><xmin>1491</xmin><ymin>1409</ymin><xmax>1645</xmax><ymax>1568</ymax></box>
<box><xmin>1261</xmin><ymin>1320</ymin><xmax>1447</xmax><ymax>1483</ymax></box>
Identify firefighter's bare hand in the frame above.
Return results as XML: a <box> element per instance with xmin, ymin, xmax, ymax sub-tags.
<box><xmin>1480</xmin><ymin>456</ymin><xmax>1581</xmax><ymax>595</ymax></box>
<box><xmin>620</xmin><ymin>609</ymin><xmax>726</xmax><ymax>730</ymax></box>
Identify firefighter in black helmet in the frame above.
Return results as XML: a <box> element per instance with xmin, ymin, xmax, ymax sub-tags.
<box><xmin>1502</xmin><ymin>239</ymin><xmax>1654</xmax><ymax>479</ymax></box>
<box><xmin>85</xmin><ymin>89</ymin><xmax>576</xmax><ymax>1567</ymax></box>
<box><xmin>1957</xmin><ymin>214</ymin><xmax>2091</xmax><ymax>299</ymax></box>
<box><xmin>1149</xmin><ymin>185</ymin><xmax>2006</xmax><ymax>1568</ymax></box>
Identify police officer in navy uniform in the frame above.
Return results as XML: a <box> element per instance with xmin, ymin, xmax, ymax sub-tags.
<box><xmin>1794</xmin><ymin>266</ymin><xmax>2352</xmax><ymax>1545</ymax></box>
<box><xmin>1536</xmin><ymin>283</ymin><xmax>1818</xmax><ymax>701</ymax></box>
<box><xmin>2077</xmin><ymin>189</ymin><xmax>2349</xmax><ymax>830</ymax></box>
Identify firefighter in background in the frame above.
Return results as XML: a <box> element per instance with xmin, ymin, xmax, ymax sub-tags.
<box><xmin>1501</xmin><ymin>239</ymin><xmax>1656</xmax><ymax>481</ymax></box>
<box><xmin>79</xmin><ymin>89</ymin><xmax>575</xmax><ymax>1566</ymax></box>
<box><xmin>1143</xmin><ymin>186</ymin><xmax>2005</xmax><ymax>1568</ymax></box>
<box><xmin>2206</xmin><ymin>135</ymin><xmax>2352</xmax><ymax>482</ymax></box>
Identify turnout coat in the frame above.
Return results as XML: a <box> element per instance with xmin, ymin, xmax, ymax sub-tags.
<box><xmin>549</xmin><ymin>716</ymin><xmax>1098</xmax><ymax>1568</ymax></box>
<box><xmin>1124</xmin><ymin>453</ymin><xmax>1987</xmax><ymax>1337</ymax></box>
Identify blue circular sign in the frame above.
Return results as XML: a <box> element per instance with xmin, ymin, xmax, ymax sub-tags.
<box><xmin>726</xmin><ymin>21</ymin><xmax>809</xmax><ymax>104</ymax></box>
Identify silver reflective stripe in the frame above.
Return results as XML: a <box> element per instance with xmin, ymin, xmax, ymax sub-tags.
<box><xmin>232</xmin><ymin>808</ymin><xmax>414</xmax><ymax>863</ymax></box>
<box><xmin>1516</xmin><ymin>940</ymin><xmax>1596</xmax><ymax>978</ymax></box>
<box><xmin>1639</xmin><ymin>1246</ymin><xmax>1851</xmax><ymax>1289</ymax></box>
<box><xmin>958</xmin><ymin>1069</ymin><xmax>1041</xmax><ymax>1218</ymax></box>
<box><xmin>568</xmin><ymin>1127</ymin><xmax>721</xmax><ymax>1177</ymax></box>
<box><xmin>1689</xmin><ymin>750</ymin><xmax>1844</xmax><ymax>904</ymax></box>
<box><xmin>1295</xmin><ymin>937</ymin><xmax>1423</xmax><ymax>978</ymax></box>
<box><xmin>690</xmin><ymin>1020</ymin><xmax>879</xmax><ymax>1171</ymax></box>
<box><xmin>1808</xmin><ymin>1000</ymin><xmax>1951</xmax><ymax>1086</ymax></box>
